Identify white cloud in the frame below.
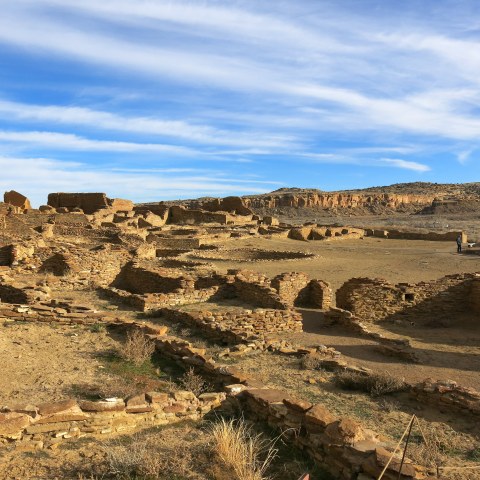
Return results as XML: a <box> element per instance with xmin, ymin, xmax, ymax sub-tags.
<box><xmin>0</xmin><ymin>156</ymin><xmax>279</xmax><ymax>207</ymax></box>
<box><xmin>0</xmin><ymin>130</ymin><xmax>193</xmax><ymax>154</ymax></box>
<box><xmin>457</xmin><ymin>149</ymin><xmax>474</xmax><ymax>165</ymax></box>
<box><xmin>0</xmin><ymin>100</ymin><xmax>294</xmax><ymax>149</ymax></box>
<box><xmin>302</xmin><ymin>153</ymin><xmax>430</xmax><ymax>172</ymax></box>
<box><xmin>379</xmin><ymin>158</ymin><xmax>431</xmax><ymax>172</ymax></box>
<box><xmin>1</xmin><ymin>0</ymin><xmax>480</xmax><ymax>181</ymax></box>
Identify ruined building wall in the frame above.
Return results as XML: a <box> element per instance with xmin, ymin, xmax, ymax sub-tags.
<box><xmin>47</xmin><ymin>193</ymin><xmax>133</xmax><ymax>214</ymax></box>
<box><xmin>271</xmin><ymin>272</ymin><xmax>310</xmax><ymax>306</ymax></box>
<box><xmin>227</xmin><ymin>270</ymin><xmax>287</xmax><ymax>309</ymax></box>
<box><xmin>336</xmin><ymin>274</ymin><xmax>476</xmax><ymax>322</ymax></box>
<box><xmin>115</xmin><ymin>262</ymin><xmax>195</xmax><ymax>294</ymax></box>
<box><xmin>160</xmin><ymin>307</ymin><xmax>303</xmax><ymax>344</ymax></box>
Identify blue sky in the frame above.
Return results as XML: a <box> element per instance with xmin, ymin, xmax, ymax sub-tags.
<box><xmin>1</xmin><ymin>0</ymin><xmax>480</xmax><ymax>206</ymax></box>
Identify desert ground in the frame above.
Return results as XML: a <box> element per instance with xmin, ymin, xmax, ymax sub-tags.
<box><xmin>1</xmin><ymin>188</ymin><xmax>479</xmax><ymax>479</ymax></box>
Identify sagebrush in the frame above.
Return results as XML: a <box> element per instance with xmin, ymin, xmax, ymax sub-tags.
<box><xmin>118</xmin><ymin>330</ymin><xmax>155</xmax><ymax>366</ymax></box>
<box><xmin>334</xmin><ymin>370</ymin><xmax>405</xmax><ymax>397</ymax></box>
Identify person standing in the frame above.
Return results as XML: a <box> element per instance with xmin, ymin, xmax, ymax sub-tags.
<box><xmin>456</xmin><ymin>235</ymin><xmax>462</xmax><ymax>253</ymax></box>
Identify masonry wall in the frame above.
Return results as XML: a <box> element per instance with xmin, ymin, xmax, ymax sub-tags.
<box><xmin>336</xmin><ymin>274</ymin><xmax>476</xmax><ymax>323</ymax></box>
<box><xmin>106</xmin><ymin>286</ymin><xmax>222</xmax><ymax>311</ymax></box>
<box><xmin>0</xmin><ymin>392</ymin><xmax>225</xmax><ymax>449</ymax></box>
<box><xmin>116</xmin><ymin>261</ymin><xmax>195</xmax><ymax>294</ymax></box>
<box><xmin>227</xmin><ymin>269</ymin><xmax>287</xmax><ymax>309</ymax></box>
<box><xmin>271</xmin><ymin>272</ymin><xmax>310</xmax><ymax>305</ymax></box>
<box><xmin>160</xmin><ymin>307</ymin><xmax>303</xmax><ymax>345</ymax></box>
<box><xmin>365</xmin><ymin>229</ymin><xmax>467</xmax><ymax>242</ymax></box>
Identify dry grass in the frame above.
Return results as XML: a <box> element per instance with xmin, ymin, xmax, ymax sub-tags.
<box><xmin>334</xmin><ymin>370</ymin><xmax>406</xmax><ymax>397</ymax></box>
<box><xmin>210</xmin><ymin>418</ymin><xmax>277</xmax><ymax>480</ymax></box>
<box><xmin>407</xmin><ymin>419</ymin><xmax>476</xmax><ymax>477</ymax></box>
<box><xmin>104</xmin><ymin>427</ymin><xmax>211</xmax><ymax>480</ymax></box>
<box><xmin>118</xmin><ymin>330</ymin><xmax>155</xmax><ymax>366</ymax></box>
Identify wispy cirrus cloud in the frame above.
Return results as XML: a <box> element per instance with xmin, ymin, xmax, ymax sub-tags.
<box><xmin>0</xmin><ymin>0</ymin><xmax>479</xmax><ymax>200</ymax></box>
<box><xmin>0</xmin><ymin>130</ymin><xmax>194</xmax><ymax>154</ymax></box>
<box><xmin>302</xmin><ymin>153</ymin><xmax>430</xmax><ymax>172</ymax></box>
<box><xmin>0</xmin><ymin>156</ymin><xmax>281</xmax><ymax>206</ymax></box>
<box><xmin>0</xmin><ymin>100</ymin><xmax>294</xmax><ymax>149</ymax></box>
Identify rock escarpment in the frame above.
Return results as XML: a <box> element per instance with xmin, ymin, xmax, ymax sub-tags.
<box><xmin>243</xmin><ymin>191</ymin><xmax>434</xmax><ymax>212</ymax></box>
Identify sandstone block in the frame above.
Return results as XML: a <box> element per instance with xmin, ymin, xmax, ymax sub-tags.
<box><xmin>243</xmin><ymin>388</ymin><xmax>287</xmax><ymax>407</ymax></box>
<box><xmin>0</xmin><ymin>412</ymin><xmax>31</xmax><ymax>438</ymax></box>
<box><xmin>283</xmin><ymin>397</ymin><xmax>312</xmax><ymax>412</ymax></box>
<box><xmin>79</xmin><ymin>399</ymin><xmax>125</xmax><ymax>412</ymax></box>
<box><xmin>325</xmin><ymin>418</ymin><xmax>366</xmax><ymax>445</ymax></box>
<box><xmin>146</xmin><ymin>392</ymin><xmax>169</xmax><ymax>404</ymax></box>
<box><xmin>304</xmin><ymin>404</ymin><xmax>337</xmax><ymax>428</ymax></box>
<box><xmin>361</xmin><ymin>447</ymin><xmax>416</xmax><ymax>478</ymax></box>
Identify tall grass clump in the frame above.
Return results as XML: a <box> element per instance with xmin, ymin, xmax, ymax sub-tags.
<box><xmin>210</xmin><ymin>418</ymin><xmax>277</xmax><ymax>480</ymax></box>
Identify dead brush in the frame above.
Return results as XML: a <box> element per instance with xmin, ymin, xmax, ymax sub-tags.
<box><xmin>118</xmin><ymin>329</ymin><xmax>155</xmax><ymax>366</ymax></box>
<box><xmin>300</xmin><ymin>353</ymin><xmax>324</xmax><ymax>370</ymax></box>
<box><xmin>407</xmin><ymin>419</ymin><xmax>465</xmax><ymax>476</ymax></box>
<box><xmin>104</xmin><ymin>429</ymin><xmax>209</xmax><ymax>480</ymax></box>
<box><xmin>334</xmin><ymin>370</ymin><xmax>406</xmax><ymax>397</ymax></box>
<box><xmin>180</xmin><ymin>367</ymin><xmax>210</xmax><ymax>396</ymax></box>
<box><xmin>210</xmin><ymin>418</ymin><xmax>278</xmax><ymax>480</ymax></box>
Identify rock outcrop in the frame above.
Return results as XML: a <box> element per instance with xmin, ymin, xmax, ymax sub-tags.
<box><xmin>243</xmin><ymin>192</ymin><xmax>434</xmax><ymax>212</ymax></box>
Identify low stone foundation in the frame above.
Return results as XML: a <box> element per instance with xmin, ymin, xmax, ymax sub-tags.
<box><xmin>0</xmin><ymin>392</ymin><xmax>224</xmax><ymax>449</ymax></box>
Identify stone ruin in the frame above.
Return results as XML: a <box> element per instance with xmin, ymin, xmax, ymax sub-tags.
<box><xmin>46</xmin><ymin>192</ymin><xmax>134</xmax><ymax>214</ymax></box>
<box><xmin>0</xmin><ymin>189</ymin><xmax>479</xmax><ymax>480</ymax></box>
<box><xmin>336</xmin><ymin>273</ymin><xmax>480</xmax><ymax>325</ymax></box>
<box><xmin>3</xmin><ymin>191</ymin><xmax>31</xmax><ymax>212</ymax></box>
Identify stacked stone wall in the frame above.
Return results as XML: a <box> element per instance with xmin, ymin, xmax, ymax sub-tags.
<box><xmin>159</xmin><ymin>307</ymin><xmax>303</xmax><ymax>345</ymax></box>
<box><xmin>227</xmin><ymin>269</ymin><xmax>287</xmax><ymax>309</ymax></box>
<box><xmin>0</xmin><ymin>392</ymin><xmax>224</xmax><ymax>449</ymax></box>
<box><xmin>106</xmin><ymin>286</ymin><xmax>222</xmax><ymax>311</ymax></box>
<box><xmin>116</xmin><ymin>262</ymin><xmax>195</xmax><ymax>294</ymax></box>
<box><xmin>308</xmin><ymin>280</ymin><xmax>333</xmax><ymax>309</ymax></box>
<box><xmin>336</xmin><ymin>274</ymin><xmax>476</xmax><ymax>323</ymax></box>
<box><xmin>271</xmin><ymin>272</ymin><xmax>310</xmax><ymax>305</ymax></box>
<box><xmin>365</xmin><ymin>229</ymin><xmax>467</xmax><ymax>242</ymax></box>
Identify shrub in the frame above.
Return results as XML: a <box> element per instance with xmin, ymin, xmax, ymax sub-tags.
<box><xmin>89</xmin><ymin>323</ymin><xmax>105</xmax><ymax>333</ymax></box>
<box><xmin>118</xmin><ymin>329</ymin><xmax>155</xmax><ymax>366</ymax></box>
<box><xmin>334</xmin><ymin>371</ymin><xmax>405</xmax><ymax>397</ymax></box>
<box><xmin>300</xmin><ymin>354</ymin><xmax>324</xmax><ymax>371</ymax></box>
<box><xmin>180</xmin><ymin>367</ymin><xmax>209</xmax><ymax>396</ymax></box>
<box><xmin>210</xmin><ymin>418</ymin><xmax>277</xmax><ymax>480</ymax></box>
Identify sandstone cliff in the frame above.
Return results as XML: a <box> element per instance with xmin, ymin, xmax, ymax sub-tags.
<box><xmin>242</xmin><ymin>192</ymin><xmax>434</xmax><ymax>211</ymax></box>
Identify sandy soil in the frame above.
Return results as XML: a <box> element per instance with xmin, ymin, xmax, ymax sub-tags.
<box><xmin>185</xmin><ymin>236</ymin><xmax>480</xmax><ymax>291</ymax></box>
<box><xmin>0</xmin><ymin>322</ymin><xmax>120</xmax><ymax>405</ymax></box>
<box><xmin>282</xmin><ymin>311</ymin><xmax>480</xmax><ymax>390</ymax></box>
